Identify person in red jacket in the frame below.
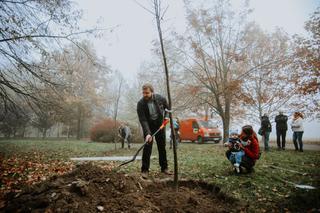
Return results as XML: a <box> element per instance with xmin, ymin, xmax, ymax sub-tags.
<box><xmin>226</xmin><ymin>125</ymin><xmax>260</xmax><ymax>173</ymax></box>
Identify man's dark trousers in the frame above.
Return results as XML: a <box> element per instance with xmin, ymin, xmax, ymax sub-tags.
<box><xmin>276</xmin><ymin>129</ymin><xmax>287</xmax><ymax>149</ymax></box>
<box><xmin>141</xmin><ymin>119</ymin><xmax>167</xmax><ymax>172</ymax></box>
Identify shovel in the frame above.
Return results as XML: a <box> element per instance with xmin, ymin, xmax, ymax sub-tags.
<box><xmin>119</xmin><ymin>118</ymin><xmax>170</xmax><ymax>167</ymax></box>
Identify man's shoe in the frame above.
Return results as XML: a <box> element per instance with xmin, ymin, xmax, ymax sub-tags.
<box><xmin>141</xmin><ymin>171</ymin><xmax>149</xmax><ymax>179</ymax></box>
<box><xmin>161</xmin><ymin>169</ymin><xmax>173</xmax><ymax>175</ymax></box>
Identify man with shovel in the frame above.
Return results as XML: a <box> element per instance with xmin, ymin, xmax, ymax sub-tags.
<box><xmin>137</xmin><ymin>83</ymin><xmax>172</xmax><ymax>179</ymax></box>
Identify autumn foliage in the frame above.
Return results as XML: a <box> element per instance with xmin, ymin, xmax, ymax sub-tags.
<box><xmin>0</xmin><ymin>154</ymin><xmax>74</xmax><ymax>196</ymax></box>
<box><xmin>90</xmin><ymin>118</ymin><xmax>120</xmax><ymax>142</ymax></box>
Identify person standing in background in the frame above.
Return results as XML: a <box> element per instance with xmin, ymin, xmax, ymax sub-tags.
<box><xmin>275</xmin><ymin>110</ymin><xmax>288</xmax><ymax>150</ymax></box>
<box><xmin>118</xmin><ymin>124</ymin><xmax>132</xmax><ymax>149</ymax></box>
<box><xmin>291</xmin><ymin>112</ymin><xmax>304</xmax><ymax>152</ymax></box>
<box><xmin>260</xmin><ymin>114</ymin><xmax>272</xmax><ymax>151</ymax></box>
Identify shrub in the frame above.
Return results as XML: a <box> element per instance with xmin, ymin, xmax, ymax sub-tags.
<box><xmin>90</xmin><ymin>118</ymin><xmax>120</xmax><ymax>142</ymax></box>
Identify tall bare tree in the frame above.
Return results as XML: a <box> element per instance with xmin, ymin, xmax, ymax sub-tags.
<box><xmin>46</xmin><ymin>41</ymin><xmax>110</xmax><ymax>139</ymax></box>
<box><xmin>0</xmin><ymin>0</ymin><xmax>110</xmax><ymax>116</ymax></box>
<box><xmin>239</xmin><ymin>25</ymin><xmax>294</xmax><ymax>122</ymax></box>
<box><xmin>292</xmin><ymin>7</ymin><xmax>320</xmax><ymax>118</ymax></box>
<box><xmin>111</xmin><ymin>71</ymin><xmax>124</xmax><ymax>149</ymax></box>
<box><xmin>1</xmin><ymin>0</ymin><xmax>79</xmax><ymax>111</ymax></box>
<box><xmin>174</xmin><ymin>0</ymin><xmax>253</xmax><ymax>141</ymax></box>
<box><xmin>151</xmin><ymin>0</ymin><xmax>179</xmax><ymax>188</ymax></box>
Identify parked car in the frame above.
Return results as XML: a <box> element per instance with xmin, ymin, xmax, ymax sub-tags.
<box><xmin>179</xmin><ymin>118</ymin><xmax>222</xmax><ymax>143</ymax></box>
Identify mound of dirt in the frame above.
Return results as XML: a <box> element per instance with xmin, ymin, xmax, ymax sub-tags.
<box><xmin>2</xmin><ymin>164</ymin><xmax>246</xmax><ymax>213</ymax></box>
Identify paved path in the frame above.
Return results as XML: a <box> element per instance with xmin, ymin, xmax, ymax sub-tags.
<box><xmin>260</xmin><ymin>142</ymin><xmax>320</xmax><ymax>151</ymax></box>
<box><xmin>179</xmin><ymin>141</ymin><xmax>320</xmax><ymax>151</ymax></box>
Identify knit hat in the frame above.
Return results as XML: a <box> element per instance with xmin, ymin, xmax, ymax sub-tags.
<box><xmin>229</xmin><ymin>129</ymin><xmax>238</xmax><ymax>135</ymax></box>
<box><xmin>242</xmin><ymin>125</ymin><xmax>253</xmax><ymax>136</ymax></box>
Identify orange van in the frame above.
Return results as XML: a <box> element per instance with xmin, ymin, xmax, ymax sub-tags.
<box><xmin>179</xmin><ymin>118</ymin><xmax>222</xmax><ymax>143</ymax></box>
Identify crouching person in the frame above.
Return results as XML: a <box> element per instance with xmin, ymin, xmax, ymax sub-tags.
<box><xmin>226</xmin><ymin>125</ymin><xmax>260</xmax><ymax>173</ymax></box>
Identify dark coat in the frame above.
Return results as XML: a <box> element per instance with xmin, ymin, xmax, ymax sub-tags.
<box><xmin>275</xmin><ymin>114</ymin><xmax>288</xmax><ymax>131</ymax></box>
<box><xmin>137</xmin><ymin>94</ymin><xmax>168</xmax><ymax>136</ymax></box>
<box><xmin>261</xmin><ymin>116</ymin><xmax>272</xmax><ymax>132</ymax></box>
<box><xmin>119</xmin><ymin>126</ymin><xmax>131</xmax><ymax>140</ymax></box>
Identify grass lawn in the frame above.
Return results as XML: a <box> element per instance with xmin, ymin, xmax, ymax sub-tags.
<box><xmin>0</xmin><ymin>139</ymin><xmax>319</xmax><ymax>212</ymax></box>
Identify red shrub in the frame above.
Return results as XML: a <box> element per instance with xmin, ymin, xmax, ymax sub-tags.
<box><xmin>90</xmin><ymin>118</ymin><xmax>120</xmax><ymax>142</ymax></box>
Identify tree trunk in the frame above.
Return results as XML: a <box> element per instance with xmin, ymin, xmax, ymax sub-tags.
<box><xmin>222</xmin><ymin>118</ymin><xmax>230</xmax><ymax>143</ymax></box>
<box><xmin>113</xmin><ymin>121</ymin><xmax>117</xmax><ymax>150</ymax></box>
<box><xmin>222</xmin><ymin>100</ymin><xmax>230</xmax><ymax>143</ymax></box>
<box><xmin>13</xmin><ymin>129</ymin><xmax>16</xmax><ymax>138</ymax></box>
<box><xmin>204</xmin><ymin>103</ymin><xmax>209</xmax><ymax>121</ymax></box>
<box><xmin>113</xmin><ymin>76</ymin><xmax>123</xmax><ymax>149</ymax></box>
<box><xmin>76</xmin><ymin>104</ymin><xmax>82</xmax><ymax>140</ymax></box>
<box><xmin>258</xmin><ymin>76</ymin><xmax>263</xmax><ymax>119</ymax></box>
<box><xmin>67</xmin><ymin>125</ymin><xmax>70</xmax><ymax>139</ymax></box>
<box><xmin>42</xmin><ymin>129</ymin><xmax>47</xmax><ymax>139</ymax></box>
<box><xmin>22</xmin><ymin>126</ymin><xmax>26</xmax><ymax>138</ymax></box>
<box><xmin>154</xmin><ymin>0</ymin><xmax>179</xmax><ymax>189</ymax></box>
<box><xmin>57</xmin><ymin>123</ymin><xmax>60</xmax><ymax>138</ymax></box>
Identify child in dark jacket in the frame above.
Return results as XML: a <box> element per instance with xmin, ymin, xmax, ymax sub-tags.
<box><xmin>226</xmin><ymin>125</ymin><xmax>260</xmax><ymax>173</ymax></box>
<box><xmin>224</xmin><ymin>130</ymin><xmax>247</xmax><ymax>173</ymax></box>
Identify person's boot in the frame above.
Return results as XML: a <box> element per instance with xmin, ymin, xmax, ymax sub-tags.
<box><xmin>161</xmin><ymin>169</ymin><xmax>173</xmax><ymax>175</ymax></box>
<box><xmin>141</xmin><ymin>171</ymin><xmax>149</xmax><ymax>179</ymax></box>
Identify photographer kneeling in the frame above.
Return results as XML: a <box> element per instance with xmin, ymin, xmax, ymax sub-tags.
<box><xmin>226</xmin><ymin>125</ymin><xmax>260</xmax><ymax>173</ymax></box>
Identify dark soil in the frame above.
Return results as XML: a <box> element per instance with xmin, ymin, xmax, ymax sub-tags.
<box><xmin>1</xmin><ymin>164</ymin><xmax>246</xmax><ymax>213</ymax></box>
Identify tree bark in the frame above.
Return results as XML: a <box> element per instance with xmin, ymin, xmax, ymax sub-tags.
<box><xmin>76</xmin><ymin>103</ymin><xmax>82</xmax><ymax>140</ymax></box>
<box><xmin>42</xmin><ymin>129</ymin><xmax>47</xmax><ymax>139</ymax></box>
<box><xmin>222</xmin><ymin>114</ymin><xmax>230</xmax><ymax>142</ymax></box>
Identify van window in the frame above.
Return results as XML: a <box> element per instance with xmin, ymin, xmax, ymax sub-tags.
<box><xmin>192</xmin><ymin>121</ymin><xmax>199</xmax><ymax>129</ymax></box>
<box><xmin>198</xmin><ymin>120</ymin><xmax>217</xmax><ymax>128</ymax></box>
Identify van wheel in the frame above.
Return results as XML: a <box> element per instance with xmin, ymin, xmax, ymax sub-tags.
<box><xmin>197</xmin><ymin>136</ymin><xmax>203</xmax><ymax>144</ymax></box>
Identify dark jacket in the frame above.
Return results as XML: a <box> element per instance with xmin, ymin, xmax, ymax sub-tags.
<box><xmin>228</xmin><ymin>137</ymin><xmax>241</xmax><ymax>152</ymax></box>
<box><xmin>137</xmin><ymin>94</ymin><xmax>168</xmax><ymax>136</ymax></box>
<box><xmin>261</xmin><ymin>116</ymin><xmax>272</xmax><ymax>132</ymax></box>
<box><xmin>119</xmin><ymin>126</ymin><xmax>131</xmax><ymax>140</ymax></box>
<box><xmin>275</xmin><ymin>114</ymin><xmax>288</xmax><ymax>131</ymax></box>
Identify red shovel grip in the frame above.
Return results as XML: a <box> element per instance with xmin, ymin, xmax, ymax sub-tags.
<box><xmin>159</xmin><ymin>118</ymin><xmax>170</xmax><ymax>129</ymax></box>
